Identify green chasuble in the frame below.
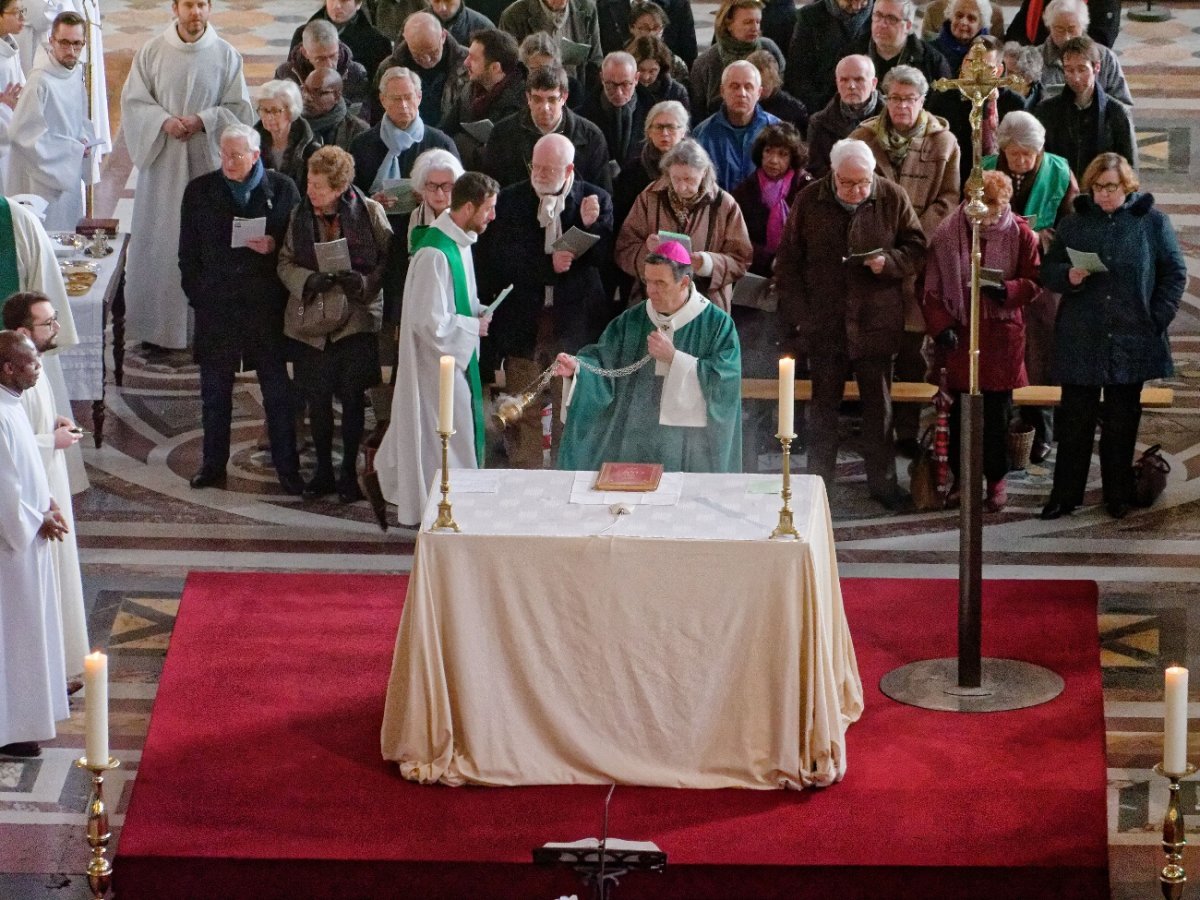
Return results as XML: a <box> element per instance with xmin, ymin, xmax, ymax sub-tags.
<box><xmin>0</xmin><ymin>199</ymin><xmax>20</xmax><ymax>309</ymax></box>
<box><xmin>408</xmin><ymin>224</ymin><xmax>485</xmax><ymax>465</ymax></box>
<box><xmin>558</xmin><ymin>299</ymin><xmax>743</xmax><ymax>473</ymax></box>
<box><xmin>982</xmin><ymin>152</ymin><xmax>1071</xmax><ymax>231</ymax></box>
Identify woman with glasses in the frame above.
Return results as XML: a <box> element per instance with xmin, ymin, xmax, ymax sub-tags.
<box><xmin>615</xmin><ymin>138</ymin><xmax>752</xmax><ymax>312</ymax></box>
<box><xmin>922</xmin><ymin>170</ymin><xmax>1040</xmax><ymax>512</ymax></box>
<box><xmin>1039</xmin><ymin>153</ymin><xmax>1186</xmax><ymax>520</ymax></box>
<box><xmin>0</xmin><ymin>0</ymin><xmax>25</xmax><ymax>194</ymax></box>
<box><xmin>627</xmin><ymin>35</ymin><xmax>688</xmax><ymax>110</ymax></box>
<box><xmin>624</xmin><ymin>1</ymin><xmax>690</xmax><ymax>86</ymax></box>
<box><xmin>254</xmin><ymin>79</ymin><xmax>320</xmax><ymax>192</ymax></box>
<box><xmin>611</xmin><ymin>98</ymin><xmax>687</xmax><ymax>230</ymax></box>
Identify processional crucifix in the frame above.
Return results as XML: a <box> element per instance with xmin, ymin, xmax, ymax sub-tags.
<box><xmin>880</xmin><ymin>43</ymin><xmax>1063</xmax><ymax>712</ymax></box>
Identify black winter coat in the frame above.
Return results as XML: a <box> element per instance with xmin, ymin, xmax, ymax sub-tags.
<box><xmin>596</xmin><ymin>0</ymin><xmax>697</xmax><ymax>65</ymax></box>
<box><xmin>179</xmin><ymin>169</ymin><xmax>301</xmax><ymax>368</ymax></box>
<box><xmin>349</xmin><ymin>123</ymin><xmax>459</xmax><ymax>194</ymax></box>
<box><xmin>289</xmin><ymin>8</ymin><xmax>393</xmax><ymax>83</ymax></box>
<box><xmin>476</xmin><ymin>178</ymin><xmax>615</xmax><ymax>358</ymax></box>
<box><xmin>482</xmin><ymin>107</ymin><xmax>614</xmax><ymax>194</ymax></box>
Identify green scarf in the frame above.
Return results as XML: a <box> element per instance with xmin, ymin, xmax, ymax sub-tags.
<box><xmin>410</xmin><ymin>224</ymin><xmax>485</xmax><ymax>465</ymax></box>
<box><xmin>0</xmin><ymin>199</ymin><xmax>20</xmax><ymax>309</ymax></box>
<box><xmin>716</xmin><ymin>32</ymin><xmax>760</xmax><ymax>68</ymax></box>
<box><xmin>873</xmin><ymin>109</ymin><xmax>929</xmax><ymax>167</ymax></box>
<box><xmin>982</xmin><ymin>152</ymin><xmax>1071</xmax><ymax>231</ymax></box>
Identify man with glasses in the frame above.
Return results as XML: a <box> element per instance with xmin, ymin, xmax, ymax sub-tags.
<box><xmin>477</xmin><ymin>131</ymin><xmax>612</xmax><ymax>467</ymax></box>
<box><xmin>8</xmin><ymin>11</ymin><xmax>93</xmax><ymax>231</ymax></box>
<box><xmin>775</xmin><ymin>137</ymin><xmax>926</xmax><ymax>512</ymax></box>
<box><xmin>366</xmin><ymin>11</ymin><xmax>467</xmax><ymax>127</ymax></box>
<box><xmin>2</xmin><ymin>292</ymin><xmax>87</xmax><ymax>699</ymax></box>
<box><xmin>275</xmin><ymin>19</ymin><xmax>369</xmax><ymax>112</ymax></box>
<box><xmin>301</xmin><ymin>67</ymin><xmax>369</xmax><ymax>150</ymax></box>
<box><xmin>866</xmin><ymin>0</ymin><xmax>951</xmax><ymax>87</ymax></box>
<box><xmin>580</xmin><ymin>51</ymin><xmax>651</xmax><ymax>178</ymax></box>
<box><xmin>693</xmin><ymin>60</ymin><xmax>780</xmax><ymax>192</ymax></box>
<box><xmin>289</xmin><ymin>0</ymin><xmax>391</xmax><ymax>86</ymax></box>
<box><xmin>120</xmin><ymin>0</ymin><xmax>253</xmax><ymax>354</ymax></box>
<box><xmin>482</xmin><ymin>63</ymin><xmax>612</xmax><ymax>193</ymax></box>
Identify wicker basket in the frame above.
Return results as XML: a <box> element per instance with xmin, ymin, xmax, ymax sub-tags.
<box><xmin>1007</xmin><ymin>422</ymin><xmax>1036</xmax><ymax>470</ymax></box>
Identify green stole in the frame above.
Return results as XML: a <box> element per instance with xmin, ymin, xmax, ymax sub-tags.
<box><xmin>982</xmin><ymin>152</ymin><xmax>1071</xmax><ymax>230</ymax></box>
<box><xmin>0</xmin><ymin>199</ymin><xmax>21</xmax><ymax>311</ymax></box>
<box><xmin>410</xmin><ymin>224</ymin><xmax>485</xmax><ymax>465</ymax></box>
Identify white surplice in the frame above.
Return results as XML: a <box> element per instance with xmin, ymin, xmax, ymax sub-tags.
<box><xmin>0</xmin><ymin>35</ymin><xmax>26</xmax><ymax>195</ymax></box>
<box><xmin>376</xmin><ymin>210</ymin><xmax>482</xmax><ymax>525</ymax></box>
<box><xmin>8</xmin><ymin>53</ymin><xmax>95</xmax><ymax>231</ymax></box>
<box><xmin>0</xmin><ymin>387</ymin><xmax>68</xmax><ymax>747</ymax></box>
<box><xmin>120</xmin><ymin>21</ymin><xmax>252</xmax><ymax>348</ymax></box>
<box><xmin>21</xmin><ymin>369</ymin><xmax>88</xmax><ymax>677</ymax></box>
<box><xmin>4</xmin><ymin>196</ymin><xmax>87</xmax><ymax>491</ymax></box>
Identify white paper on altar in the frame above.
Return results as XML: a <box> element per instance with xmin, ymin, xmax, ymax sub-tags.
<box><xmin>568</xmin><ymin>470</ymin><xmax>683</xmax><ymax>507</ymax></box>
<box><xmin>446</xmin><ymin>468</ymin><xmax>501</xmax><ymax>493</ymax></box>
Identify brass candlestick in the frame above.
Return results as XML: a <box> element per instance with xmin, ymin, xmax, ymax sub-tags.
<box><xmin>74</xmin><ymin>755</ymin><xmax>120</xmax><ymax>899</ymax></box>
<box><xmin>430</xmin><ymin>429</ymin><xmax>460</xmax><ymax>532</ymax></box>
<box><xmin>1154</xmin><ymin>762</ymin><xmax>1197</xmax><ymax>899</ymax></box>
<box><xmin>770</xmin><ymin>433</ymin><xmax>799</xmax><ymax>540</ymax></box>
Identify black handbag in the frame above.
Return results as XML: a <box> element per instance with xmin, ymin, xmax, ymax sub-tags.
<box><xmin>1132</xmin><ymin>444</ymin><xmax>1170</xmax><ymax>508</ymax></box>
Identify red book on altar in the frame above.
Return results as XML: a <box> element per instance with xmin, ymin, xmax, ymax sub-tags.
<box><xmin>594</xmin><ymin>462</ymin><xmax>664</xmax><ymax>492</ymax></box>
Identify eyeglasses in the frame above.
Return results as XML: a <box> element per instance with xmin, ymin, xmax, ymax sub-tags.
<box><xmin>872</xmin><ymin>12</ymin><xmax>906</xmax><ymax>25</ymax></box>
<box><xmin>221</xmin><ymin>150</ymin><xmax>250</xmax><ymax>161</ymax></box>
<box><xmin>649</xmin><ymin>123</ymin><xmax>681</xmax><ymax>133</ymax></box>
<box><xmin>258</xmin><ymin>106</ymin><xmax>287</xmax><ymax>116</ymax></box>
<box><xmin>603</xmin><ymin>80</ymin><xmax>636</xmax><ymax>90</ymax></box>
<box><xmin>835</xmin><ymin>176</ymin><xmax>872</xmax><ymax>190</ymax></box>
<box><xmin>3</xmin><ymin>7</ymin><xmax>26</xmax><ymax>17</ymax></box>
<box><xmin>425</xmin><ymin>181</ymin><xmax>454</xmax><ymax>193</ymax></box>
<box><xmin>885</xmin><ymin>94</ymin><xmax>922</xmax><ymax>105</ymax></box>
<box><xmin>1092</xmin><ymin>181</ymin><xmax>1124</xmax><ymax>194</ymax></box>
<box><xmin>30</xmin><ymin>314</ymin><xmax>58</xmax><ymax>329</ymax></box>
<box><xmin>53</xmin><ymin>39</ymin><xmax>85</xmax><ymax>50</ymax></box>
<box><xmin>528</xmin><ymin>163</ymin><xmax>566</xmax><ymax>177</ymax></box>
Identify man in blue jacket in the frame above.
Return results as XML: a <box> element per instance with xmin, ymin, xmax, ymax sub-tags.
<box><xmin>692</xmin><ymin>61</ymin><xmax>781</xmax><ymax>192</ymax></box>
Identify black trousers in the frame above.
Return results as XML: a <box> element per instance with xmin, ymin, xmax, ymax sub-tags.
<box><xmin>948</xmin><ymin>390</ymin><xmax>1013</xmax><ymax>485</ymax></box>
<box><xmin>808</xmin><ymin>352</ymin><xmax>896</xmax><ymax>496</ymax></box>
<box><xmin>293</xmin><ymin>331</ymin><xmax>380</xmax><ymax>478</ymax></box>
<box><xmin>200</xmin><ymin>353</ymin><xmax>299</xmax><ymax>480</ymax></box>
<box><xmin>1048</xmin><ymin>382</ymin><xmax>1143</xmax><ymax>507</ymax></box>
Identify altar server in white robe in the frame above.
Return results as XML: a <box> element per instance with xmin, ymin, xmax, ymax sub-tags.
<box><xmin>0</xmin><ymin>0</ymin><xmax>28</xmax><ymax>195</ymax></box>
<box><xmin>17</xmin><ymin>0</ymin><xmax>107</xmax><ymax>173</ymax></box>
<box><xmin>0</xmin><ymin>331</ymin><xmax>69</xmax><ymax>758</ymax></box>
<box><xmin>3</xmin><ymin>292</ymin><xmax>87</xmax><ymax>684</ymax></box>
<box><xmin>120</xmin><ymin>0</ymin><xmax>252</xmax><ymax>350</ymax></box>
<box><xmin>8</xmin><ymin>11</ymin><xmax>95</xmax><ymax>232</ymax></box>
<box><xmin>0</xmin><ymin>194</ymin><xmax>85</xmax><ymax>492</ymax></box>
<box><xmin>376</xmin><ymin>172</ymin><xmax>498</xmax><ymax>526</ymax></box>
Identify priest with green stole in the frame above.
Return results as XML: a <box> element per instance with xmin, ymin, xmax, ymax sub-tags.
<box><xmin>554</xmin><ymin>240</ymin><xmax>743</xmax><ymax>472</ymax></box>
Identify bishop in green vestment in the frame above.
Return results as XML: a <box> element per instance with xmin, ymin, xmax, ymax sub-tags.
<box><xmin>555</xmin><ymin>244</ymin><xmax>743</xmax><ymax>472</ymax></box>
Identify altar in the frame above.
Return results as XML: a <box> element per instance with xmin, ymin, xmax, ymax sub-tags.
<box><xmin>380</xmin><ymin>470</ymin><xmax>863</xmax><ymax>790</ymax></box>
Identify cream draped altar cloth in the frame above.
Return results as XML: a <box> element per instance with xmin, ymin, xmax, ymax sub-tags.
<box><xmin>381</xmin><ymin>470</ymin><xmax>863</xmax><ymax>790</ymax></box>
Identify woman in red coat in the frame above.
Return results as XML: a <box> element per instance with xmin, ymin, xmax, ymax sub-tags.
<box><xmin>922</xmin><ymin>170</ymin><xmax>1041</xmax><ymax>511</ymax></box>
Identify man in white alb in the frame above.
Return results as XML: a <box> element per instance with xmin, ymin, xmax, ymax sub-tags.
<box><xmin>0</xmin><ymin>330</ymin><xmax>69</xmax><ymax>758</ymax></box>
<box><xmin>120</xmin><ymin>0</ymin><xmax>252</xmax><ymax>351</ymax></box>
<box><xmin>8</xmin><ymin>11</ymin><xmax>94</xmax><ymax>231</ymax></box>
<box><xmin>3</xmin><ymin>292</ymin><xmax>88</xmax><ymax>689</ymax></box>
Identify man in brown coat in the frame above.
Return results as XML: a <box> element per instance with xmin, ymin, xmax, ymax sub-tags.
<box><xmin>774</xmin><ymin>137</ymin><xmax>927</xmax><ymax>511</ymax></box>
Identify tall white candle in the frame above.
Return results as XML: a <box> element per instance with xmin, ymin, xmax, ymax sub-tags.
<box><xmin>83</xmin><ymin>651</ymin><xmax>108</xmax><ymax>766</ymax></box>
<box><xmin>438</xmin><ymin>355</ymin><xmax>454</xmax><ymax>433</ymax></box>
<box><xmin>778</xmin><ymin>357</ymin><xmax>795</xmax><ymax>438</ymax></box>
<box><xmin>1165</xmin><ymin>666</ymin><xmax>1189</xmax><ymax>774</ymax></box>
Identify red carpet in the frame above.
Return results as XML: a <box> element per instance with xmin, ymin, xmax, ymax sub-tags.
<box><xmin>115</xmin><ymin>573</ymin><xmax>1108</xmax><ymax>899</ymax></box>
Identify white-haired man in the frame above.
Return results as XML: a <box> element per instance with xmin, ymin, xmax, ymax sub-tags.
<box><xmin>774</xmin><ymin>138</ymin><xmax>927</xmax><ymax>512</ymax></box>
<box><xmin>692</xmin><ymin>60</ymin><xmax>780</xmax><ymax>192</ymax></box>
<box><xmin>349</xmin><ymin>66</ymin><xmax>459</xmax><ymax>205</ymax></box>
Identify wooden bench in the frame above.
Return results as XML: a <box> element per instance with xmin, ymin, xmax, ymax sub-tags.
<box><xmin>741</xmin><ymin>379</ymin><xmax>1174</xmax><ymax>408</ymax></box>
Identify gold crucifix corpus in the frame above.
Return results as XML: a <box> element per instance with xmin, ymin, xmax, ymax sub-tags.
<box><xmin>932</xmin><ymin>42</ymin><xmax>1025</xmax><ymax>392</ymax></box>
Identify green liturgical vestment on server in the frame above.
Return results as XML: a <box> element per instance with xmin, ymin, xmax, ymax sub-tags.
<box><xmin>558</xmin><ymin>286</ymin><xmax>743</xmax><ymax>472</ymax></box>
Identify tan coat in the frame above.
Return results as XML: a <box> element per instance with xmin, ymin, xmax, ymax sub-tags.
<box><xmin>614</xmin><ymin>177</ymin><xmax>753</xmax><ymax>312</ymax></box>
<box><xmin>851</xmin><ymin>113</ymin><xmax>960</xmax><ymax>330</ymax></box>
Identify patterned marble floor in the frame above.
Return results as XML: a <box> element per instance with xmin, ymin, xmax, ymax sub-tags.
<box><xmin>4</xmin><ymin>1</ymin><xmax>1200</xmax><ymax>897</ymax></box>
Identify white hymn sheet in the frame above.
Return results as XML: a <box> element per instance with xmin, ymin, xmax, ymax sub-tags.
<box><xmin>230</xmin><ymin>216</ymin><xmax>266</xmax><ymax>249</ymax></box>
<box><xmin>1067</xmin><ymin>247</ymin><xmax>1109</xmax><ymax>273</ymax></box>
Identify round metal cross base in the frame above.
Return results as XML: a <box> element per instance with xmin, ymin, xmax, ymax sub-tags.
<box><xmin>880</xmin><ymin>657</ymin><xmax>1064</xmax><ymax>712</ymax></box>
<box><xmin>1128</xmin><ymin>6</ymin><xmax>1172</xmax><ymax>20</ymax></box>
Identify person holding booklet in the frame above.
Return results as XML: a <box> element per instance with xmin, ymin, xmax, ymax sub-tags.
<box><xmin>278</xmin><ymin>145</ymin><xmax>392</xmax><ymax>502</ymax></box>
<box><xmin>477</xmin><ymin>132</ymin><xmax>612</xmax><ymax>468</ymax></box>
<box><xmin>1039</xmin><ymin>152</ymin><xmax>1185</xmax><ymax>520</ymax></box>
<box><xmin>179</xmin><ymin>123</ymin><xmax>305</xmax><ymax>494</ymax></box>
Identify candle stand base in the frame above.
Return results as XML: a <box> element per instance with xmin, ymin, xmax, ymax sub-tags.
<box><xmin>879</xmin><ymin>657</ymin><xmax>1063</xmax><ymax>712</ymax></box>
<box><xmin>770</xmin><ymin>434</ymin><xmax>800</xmax><ymax>541</ymax></box>
<box><xmin>1154</xmin><ymin>762</ymin><xmax>1197</xmax><ymax>900</ymax></box>
<box><xmin>74</xmin><ymin>756</ymin><xmax>120</xmax><ymax>899</ymax></box>
<box><xmin>429</xmin><ymin>430</ymin><xmax>460</xmax><ymax>533</ymax></box>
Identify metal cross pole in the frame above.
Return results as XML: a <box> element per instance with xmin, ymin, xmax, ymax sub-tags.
<box><xmin>879</xmin><ymin>42</ymin><xmax>1064</xmax><ymax>712</ymax></box>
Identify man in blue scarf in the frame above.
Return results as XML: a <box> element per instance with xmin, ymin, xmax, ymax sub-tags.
<box><xmin>178</xmin><ymin>123</ymin><xmax>305</xmax><ymax>494</ymax></box>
